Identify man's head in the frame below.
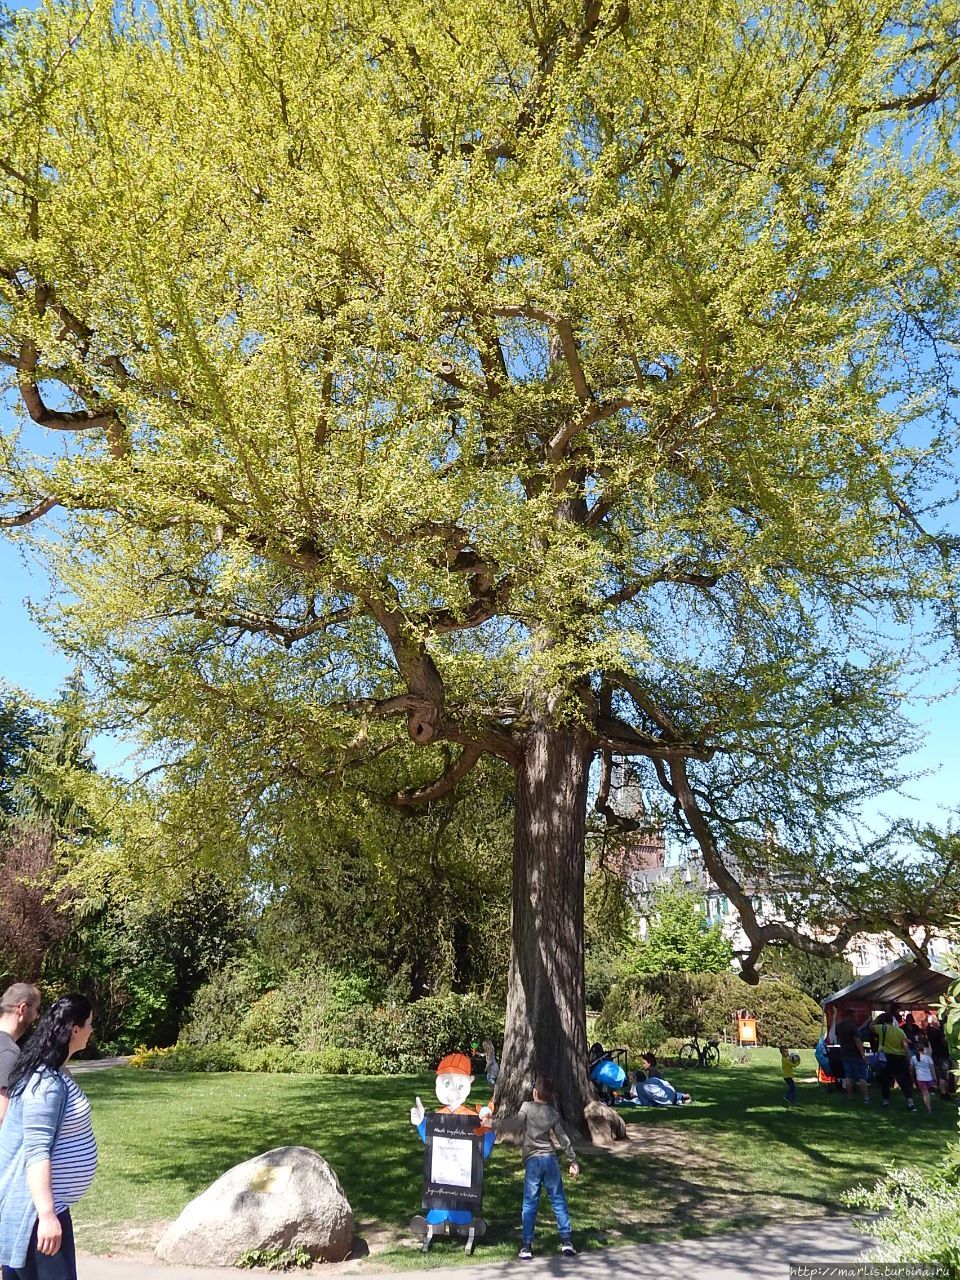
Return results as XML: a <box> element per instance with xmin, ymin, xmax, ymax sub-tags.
<box><xmin>0</xmin><ymin>983</ymin><xmax>41</xmax><ymax>1040</ymax></box>
<box><xmin>434</xmin><ymin>1052</ymin><xmax>474</xmax><ymax>1109</ymax></box>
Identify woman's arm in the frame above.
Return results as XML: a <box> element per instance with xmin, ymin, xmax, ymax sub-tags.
<box><xmin>22</xmin><ymin>1076</ymin><xmax>66</xmax><ymax>1256</ymax></box>
<box><xmin>26</xmin><ymin>1161</ymin><xmax>61</xmax><ymax>1255</ymax></box>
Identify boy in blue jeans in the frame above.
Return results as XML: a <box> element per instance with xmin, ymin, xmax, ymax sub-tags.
<box><xmin>501</xmin><ymin>1075</ymin><xmax>579</xmax><ymax>1259</ymax></box>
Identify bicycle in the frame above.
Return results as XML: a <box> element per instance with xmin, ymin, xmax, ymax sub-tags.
<box><xmin>678</xmin><ymin>1033</ymin><xmax>721</xmax><ymax>1069</ymax></box>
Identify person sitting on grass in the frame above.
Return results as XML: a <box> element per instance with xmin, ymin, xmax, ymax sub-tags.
<box><xmin>780</xmin><ymin>1046</ymin><xmax>799</xmax><ymax>1105</ymax></box>
<box><xmin>630</xmin><ymin>1062</ymin><xmax>692</xmax><ymax>1107</ymax></box>
<box><xmin>624</xmin><ymin>1069</ymin><xmax>645</xmax><ymax>1103</ymax></box>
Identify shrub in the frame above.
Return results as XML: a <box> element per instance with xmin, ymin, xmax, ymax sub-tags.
<box><xmin>845</xmin><ymin>1160</ymin><xmax>960</xmax><ymax>1272</ymax></box>
<box><xmin>599</xmin><ymin>971</ymin><xmax>821</xmax><ymax>1047</ymax></box>
<box><xmin>180</xmin><ymin>960</ymin><xmax>269</xmax><ymax>1046</ymax></box>
<box><xmin>130</xmin><ymin>1041</ymin><xmax>381</xmax><ymax>1075</ymax></box>
<box><xmin>596</xmin><ymin>986</ymin><xmax>669</xmax><ymax>1058</ymax></box>
<box><xmin>239</xmin><ymin>989</ymin><xmax>299</xmax><ymax>1048</ymax></box>
<box><xmin>585</xmin><ymin>949</ymin><xmax>634</xmax><ymax>1011</ymax></box>
<box><xmin>751</xmin><ymin>980</ymin><xmax>821</xmax><ymax>1048</ymax></box>
<box><xmin>185</xmin><ymin>960</ymin><xmax>383</xmax><ymax>1053</ymax></box>
<box><xmin>653</xmin><ymin>1036</ymin><xmax>688</xmax><ymax>1062</ymax></box>
<box><xmin>178</xmin><ymin>975</ymin><xmax>504</xmax><ymax>1073</ymax></box>
<box><xmin>130</xmin><ymin>1042</ymin><xmax>242</xmax><ymax>1072</ymax></box>
<box><xmin>236</xmin><ymin>1045</ymin><xmax>381</xmax><ymax>1075</ymax></box>
<box><xmin>335</xmin><ymin>993</ymin><xmax>503</xmax><ymax>1072</ymax></box>
<box><xmin>237</xmin><ymin>1245</ymin><xmax>312</xmax><ymax>1271</ymax></box>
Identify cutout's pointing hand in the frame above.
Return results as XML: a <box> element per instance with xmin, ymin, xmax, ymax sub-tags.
<box><xmin>411</xmin><ymin>1096</ymin><xmax>425</xmax><ymax>1126</ymax></box>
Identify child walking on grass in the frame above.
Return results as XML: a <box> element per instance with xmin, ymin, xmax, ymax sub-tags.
<box><xmin>780</xmin><ymin>1046</ymin><xmax>799</xmax><ymax>1105</ymax></box>
<box><xmin>911</xmin><ymin>1036</ymin><xmax>937</xmax><ymax>1113</ymax></box>
<box><xmin>501</xmin><ymin>1075</ymin><xmax>579</xmax><ymax>1259</ymax></box>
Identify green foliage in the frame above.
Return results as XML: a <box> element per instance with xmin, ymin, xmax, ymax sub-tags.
<box><xmin>11</xmin><ymin>679</ymin><xmax>98</xmax><ymax>839</ymax></box>
<box><xmin>237</xmin><ymin>1245</ymin><xmax>313</xmax><ymax>1272</ymax></box>
<box><xmin>762</xmin><ymin>946</ymin><xmax>855</xmax><ymax>1006</ymax></box>
<box><xmin>130</xmin><ymin>1042</ymin><xmax>243</xmax><ymax>1072</ymax></box>
<box><xmin>236</xmin><ymin>965</ymin><xmax>377</xmax><ymax>1049</ymax></box>
<box><xmin>752</xmin><ymin>980</ymin><xmax>822</xmax><ymax>1049</ymax></box>
<box><xmin>0</xmin><ymin>685</ymin><xmax>42</xmax><ymax>820</ymax></box>
<box><xmin>846</xmin><ymin>1161</ymin><xmax>960</xmax><ymax>1275</ymax></box>
<box><xmin>216</xmin><ymin>768</ymin><xmax>514</xmax><ymax>1005</ymax></box>
<box><xmin>0</xmin><ymin>0</ymin><xmax>958</xmax><ymax>1043</ymax></box>
<box><xmin>180</xmin><ymin>966</ymin><xmax>503</xmax><ymax>1073</ymax></box>
<box><xmin>131</xmin><ymin>1040</ymin><xmax>384</xmax><ymax>1075</ymax></box>
<box><xmin>584</xmin><ymin>867</ymin><xmax>639</xmax><ymax>1009</ymax></box>
<box><xmin>599</xmin><ymin>971</ymin><xmax>820</xmax><ymax>1047</ymax></box>
<box><xmin>602</xmin><ymin>1014</ymin><xmax>670</xmax><ymax>1058</ymax></box>
<box><xmin>45</xmin><ymin>877</ymin><xmax>251</xmax><ymax>1051</ymax></box>
<box><xmin>330</xmin><ymin>994</ymin><xmax>504</xmax><ymax>1074</ymax></box>
<box><xmin>237</xmin><ymin>1046</ymin><xmax>382</xmax><ymax>1075</ymax></box>
<box><xmin>633</xmin><ymin>875</ymin><xmax>734</xmax><ymax>976</ymax></box>
<box><xmin>179</xmin><ymin>958</ymin><xmax>271</xmax><ymax>1047</ymax></box>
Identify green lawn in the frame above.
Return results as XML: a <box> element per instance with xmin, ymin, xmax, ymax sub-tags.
<box><xmin>74</xmin><ymin>1049</ymin><xmax>957</xmax><ymax>1266</ymax></box>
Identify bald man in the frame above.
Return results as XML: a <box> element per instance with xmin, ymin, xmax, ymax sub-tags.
<box><xmin>0</xmin><ymin>982</ymin><xmax>41</xmax><ymax>1124</ymax></box>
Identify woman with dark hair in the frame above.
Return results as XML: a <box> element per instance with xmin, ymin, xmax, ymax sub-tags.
<box><xmin>0</xmin><ymin>994</ymin><xmax>97</xmax><ymax>1280</ymax></box>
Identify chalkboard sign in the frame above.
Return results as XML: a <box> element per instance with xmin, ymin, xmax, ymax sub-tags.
<box><xmin>422</xmin><ymin>1112</ymin><xmax>485</xmax><ymax>1212</ymax></box>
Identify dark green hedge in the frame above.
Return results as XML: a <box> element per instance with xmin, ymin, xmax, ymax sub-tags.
<box><xmin>599</xmin><ymin>971</ymin><xmax>822</xmax><ymax>1049</ymax></box>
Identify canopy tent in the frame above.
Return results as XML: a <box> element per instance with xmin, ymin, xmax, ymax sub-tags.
<box><xmin>823</xmin><ymin>957</ymin><xmax>955</xmax><ymax>1011</ymax></box>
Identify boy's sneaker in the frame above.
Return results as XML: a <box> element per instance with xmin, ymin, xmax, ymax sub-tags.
<box><xmin>907</xmin><ymin>1101</ymin><xmax>917</xmax><ymax>1112</ymax></box>
<box><xmin>560</xmin><ymin>1241</ymin><xmax>577</xmax><ymax>1256</ymax></box>
<box><xmin>518</xmin><ymin>1244</ymin><xmax>533</xmax><ymax>1260</ymax></box>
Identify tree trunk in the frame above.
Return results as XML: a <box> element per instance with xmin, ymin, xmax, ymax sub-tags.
<box><xmin>496</xmin><ymin>717</ymin><xmax>625</xmax><ymax>1142</ymax></box>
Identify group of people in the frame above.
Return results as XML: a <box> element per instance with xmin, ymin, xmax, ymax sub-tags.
<box><xmin>0</xmin><ymin>983</ymin><xmax>98</xmax><ymax>1280</ymax></box>
<box><xmin>831</xmin><ymin>1007</ymin><xmax>952</xmax><ymax>1113</ymax></box>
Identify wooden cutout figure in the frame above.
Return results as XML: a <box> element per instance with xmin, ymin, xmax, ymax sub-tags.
<box><xmin>409</xmin><ymin>1052</ymin><xmax>495</xmax><ymax>1254</ymax></box>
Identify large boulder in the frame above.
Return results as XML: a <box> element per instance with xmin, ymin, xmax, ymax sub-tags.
<box><xmin>155</xmin><ymin>1145</ymin><xmax>354</xmax><ymax>1266</ymax></box>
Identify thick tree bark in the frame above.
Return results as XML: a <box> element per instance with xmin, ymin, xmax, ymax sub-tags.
<box><xmin>495</xmin><ymin>717</ymin><xmax>625</xmax><ymax>1142</ymax></box>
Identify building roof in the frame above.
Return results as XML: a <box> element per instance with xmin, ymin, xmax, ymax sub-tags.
<box><xmin>823</xmin><ymin>956</ymin><xmax>956</xmax><ymax>1010</ymax></box>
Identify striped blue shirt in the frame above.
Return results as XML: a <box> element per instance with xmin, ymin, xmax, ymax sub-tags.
<box><xmin>50</xmin><ymin>1076</ymin><xmax>98</xmax><ymax>1211</ymax></box>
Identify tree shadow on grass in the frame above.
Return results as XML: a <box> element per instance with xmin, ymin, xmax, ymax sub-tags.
<box><xmin>77</xmin><ymin>1065</ymin><xmax>955</xmax><ymax>1262</ymax></box>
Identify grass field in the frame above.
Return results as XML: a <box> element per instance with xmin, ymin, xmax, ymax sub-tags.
<box><xmin>73</xmin><ymin>1048</ymin><xmax>957</xmax><ymax>1266</ymax></box>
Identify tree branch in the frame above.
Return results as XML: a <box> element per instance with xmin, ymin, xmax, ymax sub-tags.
<box><xmin>0</xmin><ymin>495</ymin><xmax>60</xmax><ymax>527</ymax></box>
<box><xmin>854</xmin><ymin>49</ymin><xmax>960</xmax><ymax>117</ymax></box>
<box><xmin>388</xmin><ymin>743</ymin><xmax>484</xmax><ymax>807</ymax></box>
<box><xmin>597</xmin><ymin>714</ymin><xmax>714</xmax><ymax>761</ymax></box>
<box><xmin>603</xmin><ymin>560</ymin><xmax>721</xmax><ymax>606</ymax></box>
<box><xmin>665</xmin><ymin>756</ymin><xmax>864</xmax><ymax>983</ymax></box>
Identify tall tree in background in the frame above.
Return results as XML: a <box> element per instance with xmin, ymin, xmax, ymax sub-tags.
<box><xmin>1</xmin><ymin>0</ymin><xmax>958</xmax><ymax>1129</ymax></box>
<box><xmin>634</xmin><ymin>874</ymin><xmax>733</xmax><ymax>975</ymax></box>
<box><xmin>0</xmin><ymin>685</ymin><xmax>41</xmax><ymax>818</ymax></box>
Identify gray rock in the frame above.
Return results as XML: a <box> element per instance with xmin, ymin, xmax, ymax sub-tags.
<box><xmin>155</xmin><ymin>1145</ymin><xmax>354</xmax><ymax>1266</ymax></box>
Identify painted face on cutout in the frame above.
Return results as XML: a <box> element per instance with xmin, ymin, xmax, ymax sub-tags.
<box><xmin>435</xmin><ymin>1071</ymin><xmax>473</xmax><ymax>1109</ymax></box>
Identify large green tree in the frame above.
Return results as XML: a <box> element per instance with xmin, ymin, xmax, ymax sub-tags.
<box><xmin>2</xmin><ymin>0</ymin><xmax>959</xmax><ymax>1130</ymax></box>
<box><xmin>0</xmin><ymin>684</ymin><xmax>41</xmax><ymax>818</ymax></box>
<box><xmin>634</xmin><ymin>873</ymin><xmax>734</xmax><ymax>974</ymax></box>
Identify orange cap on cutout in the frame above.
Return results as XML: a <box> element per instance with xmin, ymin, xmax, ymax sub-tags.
<box><xmin>436</xmin><ymin>1052</ymin><xmax>473</xmax><ymax>1076</ymax></box>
